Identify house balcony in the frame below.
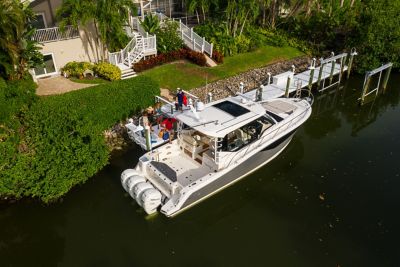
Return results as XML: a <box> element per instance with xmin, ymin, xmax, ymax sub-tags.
<box><xmin>32</xmin><ymin>25</ymin><xmax>80</xmax><ymax>43</ymax></box>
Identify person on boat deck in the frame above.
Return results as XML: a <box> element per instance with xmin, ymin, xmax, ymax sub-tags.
<box><xmin>176</xmin><ymin>88</ymin><xmax>184</xmax><ymax>111</ymax></box>
<box><xmin>161</xmin><ymin>118</ymin><xmax>176</xmax><ymax>131</ymax></box>
<box><xmin>142</xmin><ymin>111</ymin><xmax>153</xmax><ymax>131</ymax></box>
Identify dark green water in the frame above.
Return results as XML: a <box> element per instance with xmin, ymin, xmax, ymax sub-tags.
<box><xmin>1</xmin><ymin>74</ymin><xmax>400</xmax><ymax>267</ymax></box>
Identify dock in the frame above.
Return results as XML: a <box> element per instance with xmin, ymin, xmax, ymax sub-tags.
<box><xmin>243</xmin><ymin>52</ymin><xmax>353</xmax><ymax>101</ymax></box>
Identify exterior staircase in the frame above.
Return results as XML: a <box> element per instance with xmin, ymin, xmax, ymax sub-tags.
<box><xmin>108</xmin><ymin>25</ymin><xmax>157</xmax><ymax>78</ymax></box>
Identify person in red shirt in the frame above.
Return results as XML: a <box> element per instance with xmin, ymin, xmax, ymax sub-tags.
<box><xmin>161</xmin><ymin>118</ymin><xmax>176</xmax><ymax>131</ymax></box>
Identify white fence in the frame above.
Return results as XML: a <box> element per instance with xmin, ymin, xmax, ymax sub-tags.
<box><xmin>154</xmin><ymin>12</ymin><xmax>213</xmax><ymax>57</ymax></box>
<box><xmin>32</xmin><ymin>25</ymin><xmax>79</xmax><ymax>43</ymax></box>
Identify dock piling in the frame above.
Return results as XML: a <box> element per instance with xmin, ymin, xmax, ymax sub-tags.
<box><xmin>360</xmin><ymin>63</ymin><xmax>393</xmax><ymax>104</ymax></box>
<box><xmin>382</xmin><ymin>65</ymin><xmax>393</xmax><ymax>92</ymax></box>
<box><xmin>257</xmin><ymin>86</ymin><xmax>263</xmax><ymax>101</ymax></box>
<box><xmin>308</xmin><ymin>58</ymin><xmax>316</xmax><ymax>90</ymax></box>
<box><xmin>329</xmin><ymin>60</ymin><xmax>336</xmax><ymax>85</ymax></box>
<box><xmin>145</xmin><ymin>126</ymin><xmax>152</xmax><ymax>151</ymax></box>
<box><xmin>207</xmin><ymin>92</ymin><xmax>213</xmax><ymax>103</ymax></box>
<box><xmin>361</xmin><ymin>75</ymin><xmax>371</xmax><ymax>104</ymax></box>
<box><xmin>285</xmin><ymin>76</ymin><xmax>291</xmax><ymax>98</ymax></box>
<box><xmin>317</xmin><ymin>57</ymin><xmax>325</xmax><ymax>88</ymax></box>
<box><xmin>347</xmin><ymin>48</ymin><xmax>358</xmax><ymax>79</ymax></box>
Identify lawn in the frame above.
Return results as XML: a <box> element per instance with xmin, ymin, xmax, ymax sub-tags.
<box><xmin>70</xmin><ymin>77</ymin><xmax>110</xmax><ymax>84</ymax></box>
<box><xmin>141</xmin><ymin>45</ymin><xmax>303</xmax><ymax>91</ymax></box>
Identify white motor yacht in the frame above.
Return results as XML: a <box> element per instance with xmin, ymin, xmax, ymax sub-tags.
<box><xmin>121</xmin><ymin>95</ymin><xmax>312</xmax><ymax>217</ymax></box>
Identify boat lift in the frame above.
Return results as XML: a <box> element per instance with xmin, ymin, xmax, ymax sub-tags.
<box><xmin>359</xmin><ymin>63</ymin><xmax>393</xmax><ymax>105</ymax></box>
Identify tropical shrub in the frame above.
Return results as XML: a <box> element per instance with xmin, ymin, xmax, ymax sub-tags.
<box><xmin>0</xmin><ymin>76</ymin><xmax>159</xmax><ymax>202</ymax></box>
<box><xmin>140</xmin><ymin>13</ymin><xmax>160</xmax><ymax>35</ymax></box>
<box><xmin>0</xmin><ymin>76</ymin><xmax>37</xmax><ymax>125</ymax></box>
<box><xmin>156</xmin><ymin>20</ymin><xmax>184</xmax><ymax>53</ymax></box>
<box><xmin>185</xmin><ymin>49</ymin><xmax>207</xmax><ymax>66</ymax></box>
<box><xmin>133</xmin><ymin>48</ymin><xmax>207</xmax><ymax>72</ymax></box>
<box><xmin>61</xmin><ymin>61</ymin><xmax>94</xmax><ymax>78</ymax></box>
<box><xmin>212</xmin><ymin>50</ymin><xmax>224</xmax><ymax>64</ymax></box>
<box><xmin>93</xmin><ymin>62</ymin><xmax>121</xmax><ymax>81</ymax></box>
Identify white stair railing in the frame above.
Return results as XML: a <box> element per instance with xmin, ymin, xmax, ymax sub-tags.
<box><xmin>154</xmin><ymin>12</ymin><xmax>213</xmax><ymax>56</ymax></box>
<box><xmin>108</xmin><ymin>37</ymin><xmax>136</xmax><ymax>66</ymax></box>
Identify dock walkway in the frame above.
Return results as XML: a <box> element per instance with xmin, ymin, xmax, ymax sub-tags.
<box><xmin>244</xmin><ymin>53</ymin><xmax>349</xmax><ymax>101</ymax></box>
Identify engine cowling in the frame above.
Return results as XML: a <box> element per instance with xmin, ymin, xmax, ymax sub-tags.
<box><xmin>127</xmin><ymin>175</ymin><xmax>146</xmax><ymax>197</ymax></box>
<box><xmin>120</xmin><ymin>169</ymin><xmax>139</xmax><ymax>192</ymax></box>
<box><xmin>141</xmin><ymin>188</ymin><xmax>162</xmax><ymax>215</ymax></box>
<box><xmin>131</xmin><ymin>182</ymin><xmax>154</xmax><ymax>206</ymax></box>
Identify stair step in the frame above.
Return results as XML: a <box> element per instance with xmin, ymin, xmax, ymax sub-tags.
<box><xmin>121</xmin><ymin>69</ymin><xmax>137</xmax><ymax>80</ymax></box>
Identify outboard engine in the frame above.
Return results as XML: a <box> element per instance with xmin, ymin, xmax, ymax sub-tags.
<box><xmin>127</xmin><ymin>176</ymin><xmax>146</xmax><ymax>197</ymax></box>
<box><xmin>131</xmin><ymin>182</ymin><xmax>154</xmax><ymax>205</ymax></box>
<box><xmin>141</xmin><ymin>188</ymin><xmax>162</xmax><ymax>214</ymax></box>
<box><xmin>120</xmin><ymin>169</ymin><xmax>163</xmax><ymax>215</ymax></box>
<box><xmin>121</xmin><ymin>169</ymin><xmax>139</xmax><ymax>192</ymax></box>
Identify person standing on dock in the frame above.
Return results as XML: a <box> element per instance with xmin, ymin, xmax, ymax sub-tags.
<box><xmin>176</xmin><ymin>88</ymin><xmax>184</xmax><ymax>111</ymax></box>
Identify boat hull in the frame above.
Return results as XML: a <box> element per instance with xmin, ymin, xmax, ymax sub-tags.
<box><xmin>165</xmin><ymin>130</ymin><xmax>296</xmax><ymax>217</ymax></box>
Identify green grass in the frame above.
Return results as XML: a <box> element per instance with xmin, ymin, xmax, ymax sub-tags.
<box><xmin>141</xmin><ymin>45</ymin><xmax>303</xmax><ymax>90</ymax></box>
<box><xmin>70</xmin><ymin>77</ymin><xmax>110</xmax><ymax>84</ymax></box>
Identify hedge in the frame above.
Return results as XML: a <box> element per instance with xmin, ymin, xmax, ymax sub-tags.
<box><xmin>0</xmin><ymin>76</ymin><xmax>159</xmax><ymax>202</ymax></box>
<box><xmin>134</xmin><ymin>47</ymin><xmax>207</xmax><ymax>72</ymax></box>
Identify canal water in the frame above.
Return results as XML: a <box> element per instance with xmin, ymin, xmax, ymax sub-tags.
<box><xmin>1</xmin><ymin>74</ymin><xmax>400</xmax><ymax>267</ymax></box>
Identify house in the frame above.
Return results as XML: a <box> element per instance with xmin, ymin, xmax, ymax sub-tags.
<box><xmin>28</xmin><ymin>0</ymin><xmax>212</xmax><ymax>80</ymax></box>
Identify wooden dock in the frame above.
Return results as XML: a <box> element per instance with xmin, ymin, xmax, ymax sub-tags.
<box><xmin>244</xmin><ymin>53</ymin><xmax>351</xmax><ymax>101</ymax></box>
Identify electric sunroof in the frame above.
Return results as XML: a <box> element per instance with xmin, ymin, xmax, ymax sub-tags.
<box><xmin>212</xmin><ymin>101</ymin><xmax>250</xmax><ymax>117</ymax></box>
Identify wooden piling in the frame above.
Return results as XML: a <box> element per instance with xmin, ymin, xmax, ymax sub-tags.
<box><xmin>361</xmin><ymin>75</ymin><xmax>371</xmax><ymax>104</ymax></box>
<box><xmin>145</xmin><ymin>126</ymin><xmax>152</xmax><ymax>151</ymax></box>
<box><xmin>308</xmin><ymin>68</ymin><xmax>315</xmax><ymax>91</ymax></box>
<box><xmin>317</xmin><ymin>63</ymin><xmax>325</xmax><ymax>88</ymax></box>
<box><xmin>285</xmin><ymin>77</ymin><xmax>291</xmax><ymax>98</ymax></box>
<box><xmin>339</xmin><ymin>57</ymin><xmax>345</xmax><ymax>83</ymax></box>
<box><xmin>257</xmin><ymin>86</ymin><xmax>263</xmax><ymax>101</ymax></box>
<box><xmin>382</xmin><ymin>66</ymin><xmax>393</xmax><ymax>92</ymax></box>
<box><xmin>329</xmin><ymin>61</ymin><xmax>336</xmax><ymax>84</ymax></box>
<box><xmin>347</xmin><ymin>55</ymin><xmax>353</xmax><ymax>79</ymax></box>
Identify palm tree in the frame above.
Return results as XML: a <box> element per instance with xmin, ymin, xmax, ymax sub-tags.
<box><xmin>0</xmin><ymin>0</ymin><xmax>42</xmax><ymax>80</ymax></box>
<box><xmin>58</xmin><ymin>0</ymin><xmax>137</xmax><ymax>58</ymax></box>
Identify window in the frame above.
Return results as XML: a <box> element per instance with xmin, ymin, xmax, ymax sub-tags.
<box><xmin>213</xmin><ymin>101</ymin><xmax>250</xmax><ymax>117</ymax></box>
<box><xmin>31</xmin><ymin>13</ymin><xmax>47</xmax><ymax>29</ymax></box>
<box><xmin>33</xmin><ymin>54</ymin><xmax>57</xmax><ymax>77</ymax></box>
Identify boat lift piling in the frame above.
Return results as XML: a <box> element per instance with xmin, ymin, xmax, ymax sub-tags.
<box><xmin>308</xmin><ymin>58</ymin><xmax>316</xmax><ymax>90</ymax></box>
<box><xmin>347</xmin><ymin>48</ymin><xmax>358</xmax><ymax>79</ymax></box>
<box><xmin>360</xmin><ymin>63</ymin><xmax>393</xmax><ymax>105</ymax></box>
<box><xmin>318</xmin><ymin>52</ymin><xmax>348</xmax><ymax>91</ymax></box>
<box><xmin>285</xmin><ymin>76</ymin><xmax>291</xmax><ymax>98</ymax></box>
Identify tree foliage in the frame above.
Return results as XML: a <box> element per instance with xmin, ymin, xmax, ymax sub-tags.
<box><xmin>0</xmin><ymin>76</ymin><xmax>159</xmax><ymax>202</ymax></box>
<box><xmin>57</xmin><ymin>0</ymin><xmax>137</xmax><ymax>56</ymax></box>
<box><xmin>187</xmin><ymin>0</ymin><xmax>399</xmax><ymax>71</ymax></box>
<box><xmin>0</xmin><ymin>0</ymin><xmax>43</xmax><ymax>80</ymax></box>
<box><xmin>155</xmin><ymin>20</ymin><xmax>184</xmax><ymax>54</ymax></box>
<box><xmin>140</xmin><ymin>13</ymin><xmax>160</xmax><ymax>35</ymax></box>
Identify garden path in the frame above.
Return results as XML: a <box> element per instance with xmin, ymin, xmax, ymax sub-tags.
<box><xmin>36</xmin><ymin>76</ymin><xmax>94</xmax><ymax>96</ymax></box>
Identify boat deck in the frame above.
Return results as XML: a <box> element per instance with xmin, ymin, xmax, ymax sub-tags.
<box><xmin>152</xmin><ymin>145</ymin><xmax>213</xmax><ymax>187</ymax></box>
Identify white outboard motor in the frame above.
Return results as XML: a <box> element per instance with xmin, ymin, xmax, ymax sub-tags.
<box><xmin>121</xmin><ymin>169</ymin><xmax>139</xmax><ymax>192</ymax></box>
<box><xmin>127</xmin><ymin>176</ymin><xmax>146</xmax><ymax>197</ymax></box>
<box><xmin>131</xmin><ymin>182</ymin><xmax>154</xmax><ymax>205</ymax></box>
<box><xmin>141</xmin><ymin>188</ymin><xmax>162</xmax><ymax>214</ymax></box>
